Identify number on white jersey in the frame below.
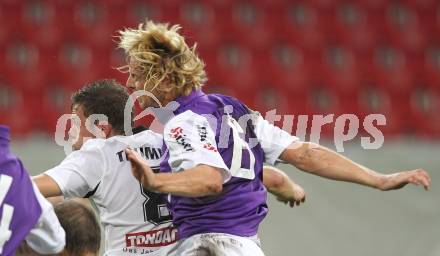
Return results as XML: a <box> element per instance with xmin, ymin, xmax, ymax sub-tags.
<box><xmin>227</xmin><ymin>116</ymin><xmax>256</xmax><ymax>180</ymax></box>
<box><xmin>0</xmin><ymin>174</ymin><xmax>14</xmax><ymax>254</ymax></box>
<box><xmin>139</xmin><ymin>167</ymin><xmax>172</xmax><ymax>225</ymax></box>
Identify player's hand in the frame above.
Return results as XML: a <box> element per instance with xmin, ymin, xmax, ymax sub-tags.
<box><xmin>275</xmin><ymin>180</ymin><xmax>306</xmax><ymax>208</ymax></box>
<box><xmin>125</xmin><ymin>148</ymin><xmax>157</xmax><ymax>191</ymax></box>
<box><xmin>378</xmin><ymin>169</ymin><xmax>431</xmax><ymax>191</ymax></box>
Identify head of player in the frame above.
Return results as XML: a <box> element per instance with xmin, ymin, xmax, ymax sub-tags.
<box><xmin>118</xmin><ymin>21</ymin><xmax>206</xmax><ymax>109</ymax></box>
<box><xmin>69</xmin><ymin>79</ymin><xmax>131</xmax><ymax>150</ymax></box>
<box><xmin>54</xmin><ymin>200</ymin><xmax>101</xmax><ymax>256</ymax></box>
<box><xmin>16</xmin><ymin>200</ymin><xmax>100</xmax><ymax>256</ymax></box>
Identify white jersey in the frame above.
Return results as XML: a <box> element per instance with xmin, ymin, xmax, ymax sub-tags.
<box><xmin>45</xmin><ymin>130</ymin><xmax>178</xmax><ymax>256</ymax></box>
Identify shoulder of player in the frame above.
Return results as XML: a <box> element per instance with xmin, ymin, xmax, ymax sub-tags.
<box><xmin>80</xmin><ymin>138</ymin><xmax>107</xmax><ymax>151</ymax></box>
<box><xmin>77</xmin><ymin>137</ymin><xmax>125</xmax><ymax>154</ymax></box>
<box><xmin>103</xmin><ymin>130</ymin><xmax>164</xmax><ymax>148</ymax></box>
<box><xmin>208</xmin><ymin>93</ymin><xmax>250</xmax><ymax>110</ymax></box>
<box><xmin>164</xmin><ymin>110</ymin><xmax>209</xmax><ymax>131</ymax></box>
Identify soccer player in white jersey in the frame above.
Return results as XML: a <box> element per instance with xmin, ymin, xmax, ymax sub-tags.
<box><xmin>34</xmin><ymin>80</ymin><xmax>307</xmax><ymax>255</ymax></box>
<box><xmin>118</xmin><ymin>20</ymin><xmax>431</xmax><ymax>256</ymax></box>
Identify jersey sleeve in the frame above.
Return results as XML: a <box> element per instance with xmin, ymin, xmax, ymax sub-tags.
<box><xmin>253</xmin><ymin>113</ymin><xmax>299</xmax><ymax>165</ymax></box>
<box><xmin>45</xmin><ymin>139</ymin><xmax>106</xmax><ymax>198</ymax></box>
<box><xmin>163</xmin><ymin>111</ymin><xmax>230</xmax><ymax>182</ymax></box>
<box><xmin>25</xmin><ymin>182</ymin><xmax>66</xmax><ymax>254</ymax></box>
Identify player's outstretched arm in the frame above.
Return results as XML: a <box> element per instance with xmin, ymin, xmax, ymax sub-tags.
<box><xmin>33</xmin><ymin>174</ymin><xmax>63</xmax><ymax>197</ymax></box>
<box><xmin>125</xmin><ymin>148</ymin><xmax>224</xmax><ymax>197</ymax></box>
<box><xmin>279</xmin><ymin>142</ymin><xmax>431</xmax><ymax>191</ymax></box>
<box><xmin>263</xmin><ymin>166</ymin><xmax>306</xmax><ymax>207</ymax></box>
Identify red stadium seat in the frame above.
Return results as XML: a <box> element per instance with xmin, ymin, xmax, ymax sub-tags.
<box><xmin>358</xmin><ymin>0</ymin><xmax>388</xmax><ymax>11</ymax></box>
<box><xmin>0</xmin><ymin>80</ymin><xmax>40</xmax><ymax>138</ymax></box>
<box><xmin>255</xmin><ymin>42</ymin><xmax>310</xmax><ymax>95</ymax></box>
<box><xmin>215</xmin><ymin>1</ymin><xmax>275</xmax><ymax>51</ymax></box>
<box><xmin>383</xmin><ymin>3</ymin><xmax>428</xmax><ymax>53</ymax></box>
<box><xmin>206</xmin><ymin>42</ymin><xmax>257</xmax><ymax>92</ymax></box>
<box><xmin>125</xmin><ymin>0</ymin><xmax>164</xmax><ymax>25</ymax></box>
<box><xmin>277</xmin><ymin>2</ymin><xmax>326</xmax><ymax>52</ymax></box>
<box><xmin>305</xmin><ymin>85</ymin><xmax>344</xmax><ymax>116</ymax></box>
<box><xmin>414</xmin><ymin>6</ymin><xmax>438</xmax><ymax>44</ymax></box>
<box><xmin>423</xmin><ymin>46</ymin><xmax>440</xmax><ymax>87</ymax></box>
<box><xmin>178</xmin><ymin>1</ymin><xmax>215</xmax><ymax>28</ymax></box>
<box><xmin>19</xmin><ymin>1</ymin><xmax>64</xmax><ymax>49</ymax></box>
<box><xmin>2</xmin><ymin>41</ymin><xmax>48</xmax><ymax>91</ymax></box>
<box><xmin>0</xmin><ymin>1</ymin><xmax>67</xmax><ymax>50</ymax></box>
<box><xmin>404</xmin><ymin>0</ymin><xmax>437</xmax><ymax>11</ymax></box>
<box><xmin>0</xmin><ymin>1</ymin><xmax>21</xmax><ymax>28</ymax></box>
<box><xmin>307</xmin><ymin>0</ymin><xmax>341</xmax><ymax>12</ymax></box>
<box><xmin>435</xmin><ymin>3</ymin><xmax>440</xmax><ymax>33</ymax></box>
<box><xmin>0</xmin><ymin>45</ymin><xmax>6</xmax><ymax>74</ymax></box>
<box><xmin>301</xmin><ymin>85</ymin><xmax>346</xmax><ymax>138</ymax></box>
<box><xmin>66</xmin><ymin>1</ymin><xmax>117</xmax><ymax>49</ymax></box>
<box><xmin>318</xmin><ymin>46</ymin><xmax>361</xmax><ymax>95</ymax></box>
<box><xmin>40</xmin><ymin>81</ymin><xmax>77</xmax><ymax>135</ymax></box>
<box><xmin>253</xmin><ymin>85</ymin><xmax>290</xmax><ymax>115</ymax></box>
<box><xmin>356</xmin><ymin>84</ymin><xmax>408</xmax><ymax>137</ymax></box>
<box><xmin>0</xmin><ymin>5</ymin><xmax>14</xmax><ymax>46</ymax></box>
<box><xmin>409</xmin><ymin>86</ymin><xmax>440</xmax><ymax>137</ymax></box>
<box><xmin>55</xmin><ymin>41</ymin><xmax>106</xmax><ymax>89</ymax></box>
<box><xmin>176</xmin><ymin>1</ymin><xmax>220</xmax><ymax>49</ymax></box>
<box><xmin>327</xmin><ymin>2</ymin><xmax>380</xmax><ymax>52</ymax></box>
<box><xmin>366</xmin><ymin>46</ymin><xmax>415</xmax><ymax>94</ymax></box>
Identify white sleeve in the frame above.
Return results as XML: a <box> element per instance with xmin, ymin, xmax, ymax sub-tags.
<box><xmin>164</xmin><ymin>111</ymin><xmax>230</xmax><ymax>182</ymax></box>
<box><xmin>25</xmin><ymin>182</ymin><xmax>66</xmax><ymax>254</ymax></box>
<box><xmin>253</xmin><ymin>114</ymin><xmax>299</xmax><ymax>165</ymax></box>
<box><xmin>45</xmin><ymin>139</ymin><xmax>106</xmax><ymax>198</ymax></box>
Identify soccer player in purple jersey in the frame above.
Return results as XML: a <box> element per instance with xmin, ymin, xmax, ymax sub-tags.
<box><xmin>33</xmin><ymin>80</ymin><xmax>305</xmax><ymax>255</ymax></box>
<box><xmin>0</xmin><ymin>125</ymin><xmax>65</xmax><ymax>255</ymax></box>
<box><xmin>118</xmin><ymin>21</ymin><xmax>430</xmax><ymax>255</ymax></box>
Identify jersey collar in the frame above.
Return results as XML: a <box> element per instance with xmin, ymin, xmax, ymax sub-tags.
<box><xmin>174</xmin><ymin>90</ymin><xmax>205</xmax><ymax>110</ymax></box>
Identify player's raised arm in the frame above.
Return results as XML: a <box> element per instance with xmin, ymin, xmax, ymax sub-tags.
<box><xmin>250</xmin><ymin>110</ymin><xmax>431</xmax><ymax>191</ymax></box>
<box><xmin>263</xmin><ymin>166</ymin><xmax>306</xmax><ymax>207</ymax></box>
<box><xmin>279</xmin><ymin>142</ymin><xmax>431</xmax><ymax>191</ymax></box>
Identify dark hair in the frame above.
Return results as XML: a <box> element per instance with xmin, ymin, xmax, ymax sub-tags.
<box><xmin>54</xmin><ymin>200</ymin><xmax>101</xmax><ymax>255</ymax></box>
<box><xmin>72</xmin><ymin>79</ymin><xmax>131</xmax><ymax>134</ymax></box>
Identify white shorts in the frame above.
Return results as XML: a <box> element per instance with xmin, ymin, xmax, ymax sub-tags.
<box><xmin>168</xmin><ymin>233</ymin><xmax>265</xmax><ymax>256</ymax></box>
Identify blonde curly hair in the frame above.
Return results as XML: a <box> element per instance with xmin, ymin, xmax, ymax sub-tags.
<box><xmin>118</xmin><ymin>20</ymin><xmax>207</xmax><ymax>96</ymax></box>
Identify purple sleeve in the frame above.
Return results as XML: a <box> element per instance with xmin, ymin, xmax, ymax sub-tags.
<box><xmin>1</xmin><ymin>149</ymin><xmax>42</xmax><ymax>255</ymax></box>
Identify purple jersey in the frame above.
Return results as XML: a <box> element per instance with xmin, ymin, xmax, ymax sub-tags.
<box><xmin>160</xmin><ymin>90</ymin><xmax>268</xmax><ymax>239</ymax></box>
<box><xmin>0</xmin><ymin>126</ymin><xmax>42</xmax><ymax>255</ymax></box>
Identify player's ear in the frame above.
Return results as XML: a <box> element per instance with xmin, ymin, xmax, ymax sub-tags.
<box><xmin>97</xmin><ymin>122</ymin><xmax>113</xmax><ymax>138</ymax></box>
